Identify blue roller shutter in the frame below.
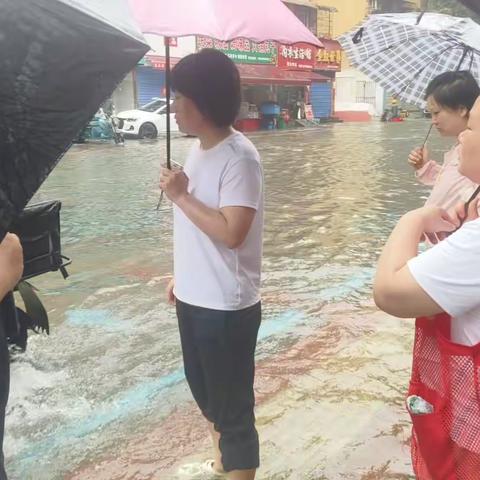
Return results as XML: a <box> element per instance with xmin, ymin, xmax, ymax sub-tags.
<box><xmin>311</xmin><ymin>82</ymin><xmax>332</xmax><ymax>119</ymax></box>
<box><xmin>136</xmin><ymin>67</ymin><xmax>165</xmax><ymax>107</ymax></box>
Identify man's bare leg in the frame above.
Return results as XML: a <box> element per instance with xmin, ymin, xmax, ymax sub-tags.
<box><xmin>207</xmin><ymin>421</ymin><xmax>256</xmax><ymax>479</ymax></box>
<box><xmin>226</xmin><ymin>469</ymin><xmax>256</xmax><ymax>480</ymax></box>
<box><xmin>207</xmin><ymin>421</ymin><xmax>225</xmax><ymax>473</ymax></box>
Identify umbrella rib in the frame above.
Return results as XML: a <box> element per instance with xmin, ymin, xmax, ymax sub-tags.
<box><xmin>379</xmin><ymin>27</ymin><xmax>388</xmax><ymax>49</ymax></box>
<box><xmin>351</xmin><ymin>30</ymin><xmax>432</xmax><ymax>60</ymax></box>
<box><xmin>349</xmin><ymin>22</ymin><xmax>480</xmax><ymax>63</ymax></box>
<box><xmin>397</xmin><ymin>42</ymin><xmax>466</xmax><ymax>97</ymax></box>
<box><xmin>440</xmin><ymin>31</ymin><xmax>480</xmax><ymax>56</ymax></box>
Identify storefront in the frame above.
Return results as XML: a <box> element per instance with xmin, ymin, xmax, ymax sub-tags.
<box><xmin>134</xmin><ymin>55</ymin><xmax>183</xmax><ymax>107</ymax></box>
<box><xmin>197</xmin><ymin>36</ymin><xmax>301</xmax><ymax>130</ymax></box>
<box><xmin>313</xmin><ymin>38</ymin><xmax>343</xmax><ymax>118</ymax></box>
<box><xmin>236</xmin><ymin>63</ymin><xmax>330</xmax><ymax>129</ymax></box>
<box><xmin>132</xmin><ymin>35</ymin><xmax>338</xmax><ymax>129</ymax></box>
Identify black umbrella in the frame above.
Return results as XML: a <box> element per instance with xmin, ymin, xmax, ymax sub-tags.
<box><xmin>0</xmin><ymin>0</ymin><xmax>149</xmax><ymax>240</ymax></box>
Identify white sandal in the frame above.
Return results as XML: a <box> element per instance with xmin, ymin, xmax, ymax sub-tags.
<box><xmin>177</xmin><ymin>459</ymin><xmax>226</xmax><ymax>478</ymax></box>
<box><xmin>203</xmin><ymin>459</ymin><xmax>226</xmax><ymax>477</ymax></box>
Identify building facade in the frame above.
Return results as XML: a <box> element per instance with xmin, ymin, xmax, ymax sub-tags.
<box><xmin>287</xmin><ymin>0</ymin><xmax>422</xmax><ymax>120</ymax></box>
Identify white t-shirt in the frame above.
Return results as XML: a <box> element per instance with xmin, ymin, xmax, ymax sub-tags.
<box><xmin>173</xmin><ymin>131</ymin><xmax>263</xmax><ymax>311</ymax></box>
<box><xmin>408</xmin><ymin>218</ymin><xmax>480</xmax><ymax>346</ymax></box>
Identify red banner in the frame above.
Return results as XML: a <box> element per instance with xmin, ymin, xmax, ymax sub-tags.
<box><xmin>278</xmin><ymin>43</ymin><xmax>317</xmax><ymax>71</ymax></box>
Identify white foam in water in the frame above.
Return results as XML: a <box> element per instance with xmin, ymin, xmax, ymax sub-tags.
<box><xmin>9</xmin><ymin>358</ymin><xmax>62</xmax><ymax>401</ymax></box>
<box><xmin>5</xmin><ymin>353</ymin><xmax>70</xmax><ymax>458</ymax></box>
<box><xmin>92</xmin><ymin>283</ymin><xmax>141</xmax><ymax>297</ymax></box>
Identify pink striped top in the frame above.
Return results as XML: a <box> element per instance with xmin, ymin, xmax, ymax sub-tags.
<box><xmin>416</xmin><ymin>144</ymin><xmax>477</xmax><ymax>214</ymax></box>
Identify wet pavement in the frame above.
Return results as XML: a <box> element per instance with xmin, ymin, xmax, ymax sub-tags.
<box><xmin>5</xmin><ymin>120</ymin><xmax>452</xmax><ymax>479</ymax></box>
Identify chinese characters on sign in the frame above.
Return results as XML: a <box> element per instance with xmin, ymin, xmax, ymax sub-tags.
<box><xmin>277</xmin><ymin>42</ymin><xmax>316</xmax><ymax>70</ymax></box>
<box><xmin>316</xmin><ymin>49</ymin><xmax>342</xmax><ymax>71</ymax></box>
<box><xmin>196</xmin><ymin>36</ymin><xmax>277</xmax><ymax>64</ymax></box>
<box><xmin>194</xmin><ymin>37</ymin><xmax>342</xmax><ymax>72</ymax></box>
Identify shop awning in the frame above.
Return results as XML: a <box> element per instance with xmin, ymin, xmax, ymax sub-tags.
<box><xmin>237</xmin><ymin>64</ymin><xmax>330</xmax><ymax>85</ymax></box>
<box><xmin>319</xmin><ymin>38</ymin><xmax>342</xmax><ymax>51</ymax></box>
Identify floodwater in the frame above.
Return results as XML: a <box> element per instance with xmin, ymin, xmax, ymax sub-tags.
<box><xmin>5</xmin><ymin>119</ymin><xmax>452</xmax><ymax>479</ymax></box>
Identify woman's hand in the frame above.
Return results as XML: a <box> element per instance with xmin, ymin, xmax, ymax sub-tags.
<box><xmin>166</xmin><ymin>278</ymin><xmax>176</xmax><ymax>306</ymax></box>
<box><xmin>408</xmin><ymin>146</ymin><xmax>428</xmax><ymax>170</ymax></box>
<box><xmin>159</xmin><ymin>167</ymin><xmax>189</xmax><ymax>203</ymax></box>
<box><xmin>452</xmin><ymin>197</ymin><xmax>480</xmax><ymax>228</ymax></box>
<box><xmin>409</xmin><ymin>206</ymin><xmax>458</xmax><ymax>243</ymax></box>
<box><xmin>0</xmin><ymin>233</ymin><xmax>24</xmax><ymax>300</ymax></box>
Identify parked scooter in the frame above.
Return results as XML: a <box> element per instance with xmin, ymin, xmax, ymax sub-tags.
<box><xmin>74</xmin><ymin>109</ymin><xmax>124</xmax><ymax>144</ymax></box>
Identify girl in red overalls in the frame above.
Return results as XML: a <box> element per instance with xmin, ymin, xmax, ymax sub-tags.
<box><xmin>374</xmin><ymin>96</ymin><xmax>480</xmax><ymax>480</ymax></box>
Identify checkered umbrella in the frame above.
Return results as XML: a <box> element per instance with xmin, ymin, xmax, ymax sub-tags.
<box><xmin>338</xmin><ymin>12</ymin><xmax>480</xmax><ymax>108</ymax></box>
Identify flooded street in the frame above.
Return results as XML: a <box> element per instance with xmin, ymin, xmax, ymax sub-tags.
<box><xmin>5</xmin><ymin>120</ymin><xmax>451</xmax><ymax>479</ymax></box>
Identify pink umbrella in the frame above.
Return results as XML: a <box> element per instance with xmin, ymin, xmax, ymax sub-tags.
<box><xmin>130</xmin><ymin>0</ymin><xmax>322</xmax><ymax>46</ymax></box>
<box><xmin>129</xmin><ymin>0</ymin><xmax>322</xmax><ymax>174</ymax></box>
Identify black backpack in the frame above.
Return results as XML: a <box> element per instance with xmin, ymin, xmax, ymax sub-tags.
<box><xmin>2</xmin><ymin>200</ymin><xmax>71</xmax><ymax>352</ymax></box>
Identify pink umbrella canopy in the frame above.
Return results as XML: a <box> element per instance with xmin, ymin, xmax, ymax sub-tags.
<box><xmin>129</xmin><ymin>0</ymin><xmax>323</xmax><ymax>47</ymax></box>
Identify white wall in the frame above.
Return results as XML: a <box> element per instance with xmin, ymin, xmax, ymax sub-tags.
<box><xmin>111</xmin><ymin>72</ymin><xmax>136</xmax><ymax>113</ymax></box>
<box><xmin>335</xmin><ymin>68</ymin><xmax>384</xmax><ymax>116</ymax></box>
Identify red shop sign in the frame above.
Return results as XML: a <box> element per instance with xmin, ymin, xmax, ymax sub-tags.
<box><xmin>278</xmin><ymin>43</ymin><xmax>317</xmax><ymax>71</ymax></box>
<box><xmin>165</xmin><ymin>37</ymin><xmax>178</xmax><ymax>47</ymax></box>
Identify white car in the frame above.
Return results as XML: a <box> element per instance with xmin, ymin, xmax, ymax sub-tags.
<box><xmin>115</xmin><ymin>98</ymin><xmax>179</xmax><ymax>139</ymax></box>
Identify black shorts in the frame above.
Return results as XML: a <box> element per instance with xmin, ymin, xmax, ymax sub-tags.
<box><xmin>176</xmin><ymin>300</ymin><xmax>261</xmax><ymax>472</ymax></box>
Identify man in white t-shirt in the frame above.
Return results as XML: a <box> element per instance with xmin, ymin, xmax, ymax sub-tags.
<box><xmin>160</xmin><ymin>50</ymin><xmax>263</xmax><ymax>480</ymax></box>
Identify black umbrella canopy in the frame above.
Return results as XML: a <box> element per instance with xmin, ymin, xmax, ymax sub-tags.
<box><xmin>0</xmin><ymin>0</ymin><xmax>149</xmax><ymax>239</ymax></box>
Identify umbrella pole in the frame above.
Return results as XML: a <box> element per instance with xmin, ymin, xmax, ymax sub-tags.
<box><xmin>156</xmin><ymin>37</ymin><xmax>172</xmax><ymax>210</ymax></box>
<box><xmin>422</xmin><ymin>123</ymin><xmax>434</xmax><ymax>148</ymax></box>
<box><xmin>166</xmin><ymin>36</ymin><xmax>171</xmax><ymax>170</ymax></box>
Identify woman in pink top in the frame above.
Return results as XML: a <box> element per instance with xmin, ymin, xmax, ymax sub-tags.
<box><xmin>409</xmin><ymin>71</ymin><xmax>480</xmax><ymax>215</ymax></box>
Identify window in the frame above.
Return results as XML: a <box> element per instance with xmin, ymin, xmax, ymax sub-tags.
<box><xmin>369</xmin><ymin>0</ymin><xmax>379</xmax><ymax>12</ymax></box>
<box><xmin>284</xmin><ymin>3</ymin><xmax>318</xmax><ymax>36</ymax></box>
<box><xmin>317</xmin><ymin>6</ymin><xmax>337</xmax><ymax>38</ymax></box>
<box><xmin>140</xmin><ymin>99</ymin><xmax>166</xmax><ymax>112</ymax></box>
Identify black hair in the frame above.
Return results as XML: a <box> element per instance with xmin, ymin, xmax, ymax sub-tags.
<box><xmin>171</xmin><ymin>48</ymin><xmax>241</xmax><ymax>127</ymax></box>
<box><xmin>425</xmin><ymin>70</ymin><xmax>480</xmax><ymax>111</ymax></box>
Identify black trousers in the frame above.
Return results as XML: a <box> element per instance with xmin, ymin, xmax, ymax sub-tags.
<box><xmin>176</xmin><ymin>300</ymin><xmax>261</xmax><ymax>472</ymax></box>
<box><xmin>0</xmin><ymin>315</ymin><xmax>9</xmax><ymax>480</ymax></box>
